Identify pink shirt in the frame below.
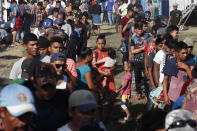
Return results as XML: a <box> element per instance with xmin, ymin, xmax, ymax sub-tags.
<box><xmin>168</xmin><ymin>70</ymin><xmax>187</xmax><ymax>102</ymax></box>
<box><xmin>66</xmin><ymin>58</ymin><xmax>78</xmax><ymax>78</ymax></box>
<box><xmin>121</xmin><ymin>73</ymin><xmax>132</xmax><ymax>95</ymax></box>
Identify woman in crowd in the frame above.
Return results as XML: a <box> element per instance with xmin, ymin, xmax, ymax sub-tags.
<box><xmin>90</xmin><ymin>0</ymin><xmax>102</xmax><ymax>35</ymax></box>
<box><xmin>76</xmin><ymin>48</ymin><xmax>97</xmax><ymax>91</ymax></box>
<box><xmin>92</xmin><ymin>34</ymin><xmax>116</xmax><ymax>122</ymax></box>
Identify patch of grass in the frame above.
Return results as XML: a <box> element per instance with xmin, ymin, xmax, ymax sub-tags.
<box><xmin>0</xmin><ymin>47</ymin><xmax>24</xmax><ymax>87</ymax></box>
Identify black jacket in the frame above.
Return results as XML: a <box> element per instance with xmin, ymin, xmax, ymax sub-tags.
<box><xmin>90</xmin><ymin>4</ymin><xmax>101</xmax><ymax>14</ymax></box>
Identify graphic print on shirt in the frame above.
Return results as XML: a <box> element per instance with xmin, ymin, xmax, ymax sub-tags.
<box><xmin>133</xmin><ymin>36</ymin><xmax>147</xmax><ymax>62</ymax></box>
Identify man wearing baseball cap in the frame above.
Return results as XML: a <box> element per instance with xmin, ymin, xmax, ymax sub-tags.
<box><xmin>29</xmin><ymin>63</ymin><xmax>70</xmax><ymax>131</ymax></box>
<box><xmin>58</xmin><ymin>90</ymin><xmax>106</xmax><ymax>131</ymax></box>
<box><xmin>50</xmin><ymin>52</ymin><xmax>73</xmax><ymax>92</ymax></box>
<box><xmin>167</xmin><ymin>3</ymin><xmax>182</xmax><ymax>27</ymax></box>
<box><xmin>54</xmin><ymin>18</ymin><xmax>64</xmax><ymax>30</ymax></box>
<box><xmin>0</xmin><ymin>84</ymin><xmax>37</xmax><ymax>131</ymax></box>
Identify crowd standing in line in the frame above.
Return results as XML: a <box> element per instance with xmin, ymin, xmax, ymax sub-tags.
<box><xmin>1</xmin><ymin>0</ymin><xmax>197</xmax><ymax>131</ymax></box>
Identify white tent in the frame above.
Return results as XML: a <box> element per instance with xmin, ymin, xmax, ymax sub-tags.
<box><xmin>169</xmin><ymin>0</ymin><xmax>197</xmax><ymax>11</ymax></box>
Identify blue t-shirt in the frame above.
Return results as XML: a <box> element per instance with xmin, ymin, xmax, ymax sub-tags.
<box><xmin>172</xmin><ymin>94</ymin><xmax>186</xmax><ymax>110</ymax></box>
<box><xmin>10</xmin><ymin>5</ymin><xmax>18</xmax><ymax>14</ymax></box>
<box><xmin>163</xmin><ymin>57</ymin><xmax>195</xmax><ymax>77</ymax></box>
<box><xmin>106</xmin><ymin>0</ymin><xmax>114</xmax><ymax>11</ymax></box>
<box><xmin>189</xmin><ymin>54</ymin><xmax>197</xmax><ymax>65</ymax></box>
<box><xmin>10</xmin><ymin>5</ymin><xmax>18</xmax><ymax>24</ymax></box>
<box><xmin>76</xmin><ymin>65</ymin><xmax>91</xmax><ymax>90</ymax></box>
<box><xmin>152</xmin><ymin>1</ymin><xmax>159</xmax><ymax>17</ymax></box>
<box><xmin>59</xmin><ymin>7</ymin><xmax>65</xmax><ymax>13</ymax></box>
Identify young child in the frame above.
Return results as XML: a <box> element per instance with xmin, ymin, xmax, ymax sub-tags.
<box><xmin>96</xmin><ymin>48</ymin><xmax>116</xmax><ymax>88</ymax></box>
<box><xmin>116</xmin><ymin>63</ymin><xmax>132</xmax><ymax>122</ymax></box>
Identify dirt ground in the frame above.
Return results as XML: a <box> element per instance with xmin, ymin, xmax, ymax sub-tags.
<box><xmin>0</xmin><ymin>24</ymin><xmax>197</xmax><ymax>130</ymax></box>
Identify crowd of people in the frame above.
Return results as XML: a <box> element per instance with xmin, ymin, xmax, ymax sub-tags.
<box><xmin>1</xmin><ymin>0</ymin><xmax>197</xmax><ymax>130</ymax></box>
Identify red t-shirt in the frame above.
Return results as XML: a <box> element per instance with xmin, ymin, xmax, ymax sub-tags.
<box><xmin>92</xmin><ymin>48</ymin><xmax>116</xmax><ymax>92</ymax></box>
<box><xmin>93</xmin><ymin>48</ymin><xmax>108</xmax><ymax>69</ymax></box>
<box><xmin>120</xmin><ymin>16</ymin><xmax>129</xmax><ymax>38</ymax></box>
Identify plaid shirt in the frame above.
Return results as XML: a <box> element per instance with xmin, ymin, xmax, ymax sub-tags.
<box><xmin>66</xmin><ymin>58</ymin><xmax>78</xmax><ymax>78</ymax></box>
<box><xmin>35</xmin><ymin>8</ymin><xmax>46</xmax><ymax>26</ymax></box>
<box><xmin>13</xmin><ymin>16</ymin><xmax>24</xmax><ymax>31</ymax></box>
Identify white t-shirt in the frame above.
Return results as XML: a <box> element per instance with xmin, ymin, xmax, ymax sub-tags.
<box><xmin>118</xmin><ymin>3</ymin><xmax>128</xmax><ymax>18</ymax></box>
<box><xmin>9</xmin><ymin>55</ymin><xmax>50</xmax><ymax>80</ymax></box>
<box><xmin>61</xmin><ymin>24</ymin><xmax>72</xmax><ymax>37</ymax></box>
<box><xmin>56</xmin><ymin>75</ymin><xmax>68</xmax><ymax>89</ymax></box>
<box><xmin>61</xmin><ymin>1</ymin><xmax>66</xmax><ymax>8</ymax></box>
<box><xmin>33</xmin><ymin>28</ymin><xmax>44</xmax><ymax>38</ymax></box>
<box><xmin>97</xmin><ymin>57</ymin><xmax>116</xmax><ymax>68</ymax></box>
<box><xmin>153</xmin><ymin>49</ymin><xmax>167</xmax><ymax>83</ymax></box>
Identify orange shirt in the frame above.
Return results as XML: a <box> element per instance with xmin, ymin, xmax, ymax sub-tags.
<box><xmin>93</xmin><ymin>48</ymin><xmax>108</xmax><ymax>70</ymax></box>
<box><xmin>93</xmin><ymin>48</ymin><xmax>116</xmax><ymax>92</ymax></box>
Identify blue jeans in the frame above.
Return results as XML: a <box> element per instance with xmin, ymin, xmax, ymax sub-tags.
<box><xmin>100</xmin><ymin>12</ymin><xmax>104</xmax><ymax>23</ymax></box>
<box><xmin>107</xmin><ymin>11</ymin><xmax>114</xmax><ymax>25</ymax></box>
<box><xmin>16</xmin><ymin>31</ymin><xmax>24</xmax><ymax>42</ymax></box>
<box><xmin>24</xmin><ymin>19</ymin><xmax>32</xmax><ymax>34</ymax></box>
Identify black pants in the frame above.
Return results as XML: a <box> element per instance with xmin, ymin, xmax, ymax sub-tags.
<box><xmin>133</xmin><ymin>61</ymin><xmax>148</xmax><ymax>96</ymax></box>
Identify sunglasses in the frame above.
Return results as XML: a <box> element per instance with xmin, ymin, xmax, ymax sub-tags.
<box><xmin>55</xmin><ymin>64</ymin><xmax>66</xmax><ymax>69</ymax></box>
<box><xmin>167</xmin><ymin>119</ymin><xmax>197</xmax><ymax>130</ymax></box>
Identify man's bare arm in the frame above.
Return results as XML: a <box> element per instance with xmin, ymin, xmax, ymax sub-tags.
<box><xmin>130</xmin><ymin>46</ymin><xmax>145</xmax><ymax>55</ymax></box>
<box><xmin>153</xmin><ymin>62</ymin><xmax>160</xmax><ymax>86</ymax></box>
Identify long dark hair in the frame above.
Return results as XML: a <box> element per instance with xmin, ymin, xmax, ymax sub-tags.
<box><xmin>79</xmin><ymin>47</ymin><xmax>92</xmax><ymax>60</ymax></box>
